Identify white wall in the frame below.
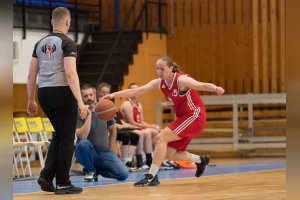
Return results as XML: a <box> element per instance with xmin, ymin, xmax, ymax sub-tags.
<box><xmin>13</xmin><ymin>28</ymin><xmax>84</xmax><ymax>83</ymax></box>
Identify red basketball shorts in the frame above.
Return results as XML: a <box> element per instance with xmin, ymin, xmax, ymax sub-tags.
<box><xmin>167</xmin><ymin>107</ymin><xmax>206</xmax><ymax>151</ymax></box>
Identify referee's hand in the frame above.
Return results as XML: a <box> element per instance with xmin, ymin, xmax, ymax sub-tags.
<box><xmin>27</xmin><ymin>101</ymin><xmax>38</xmax><ymax>116</ymax></box>
<box><xmin>78</xmin><ymin>102</ymin><xmax>89</xmax><ymax>120</ymax></box>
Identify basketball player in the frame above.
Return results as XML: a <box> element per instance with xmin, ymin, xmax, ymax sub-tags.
<box><xmin>119</xmin><ymin>83</ymin><xmax>159</xmax><ymax>169</ymax></box>
<box><xmin>27</xmin><ymin>7</ymin><xmax>88</xmax><ymax>194</ymax></box>
<box><xmin>102</xmin><ymin>55</ymin><xmax>225</xmax><ymax>186</ymax></box>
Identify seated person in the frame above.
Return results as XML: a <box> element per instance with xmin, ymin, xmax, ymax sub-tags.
<box><xmin>97</xmin><ymin>82</ymin><xmax>140</xmax><ymax>169</ymax></box>
<box><xmin>75</xmin><ymin>84</ymin><xmax>129</xmax><ymax>182</ymax></box>
<box><xmin>114</xmin><ymin>113</ymin><xmax>140</xmax><ymax>169</ymax></box>
<box><xmin>120</xmin><ymin>83</ymin><xmax>160</xmax><ymax>169</ymax></box>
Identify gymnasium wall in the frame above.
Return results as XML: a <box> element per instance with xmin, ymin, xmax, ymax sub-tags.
<box><xmin>13</xmin><ymin>29</ymin><xmax>84</xmax><ymax>83</ymax></box>
<box><xmin>167</xmin><ymin>0</ymin><xmax>286</xmax><ymax>94</ymax></box>
<box><xmin>13</xmin><ymin>29</ymin><xmax>84</xmax><ymax>117</ymax></box>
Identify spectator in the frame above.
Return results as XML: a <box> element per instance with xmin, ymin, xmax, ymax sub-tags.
<box><xmin>75</xmin><ymin>84</ymin><xmax>129</xmax><ymax>182</ymax></box>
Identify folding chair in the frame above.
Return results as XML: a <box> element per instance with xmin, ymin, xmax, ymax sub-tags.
<box><xmin>13</xmin><ymin>119</ymin><xmax>33</xmax><ymax>177</ymax></box>
<box><xmin>41</xmin><ymin>117</ymin><xmax>55</xmax><ymax>162</ymax></box>
<box><xmin>41</xmin><ymin>118</ymin><xmax>83</xmax><ymax>172</ymax></box>
<box><xmin>12</xmin><ymin>136</ymin><xmax>19</xmax><ymax>179</ymax></box>
<box><xmin>12</xmin><ymin>124</ymin><xmax>20</xmax><ymax>179</ymax></box>
<box><xmin>41</xmin><ymin>117</ymin><xmax>54</xmax><ymax>140</ymax></box>
<box><xmin>25</xmin><ymin>117</ymin><xmax>50</xmax><ymax>169</ymax></box>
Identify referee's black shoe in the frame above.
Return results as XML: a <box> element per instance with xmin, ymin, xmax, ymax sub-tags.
<box><xmin>195</xmin><ymin>155</ymin><xmax>210</xmax><ymax>177</ymax></box>
<box><xmin>37</xmin><ymin>176</ymin><xmax>55</xmax><ymax>192</ymax></box>
<box><xmin>54</xmin><ymin>184</ymin><xmax>83</xmax><ymax>195</ymax></box>
<box><xmin>134</xmin><ymin>174</ymin><xmax>160</xmax><ymax>187</ymax></box>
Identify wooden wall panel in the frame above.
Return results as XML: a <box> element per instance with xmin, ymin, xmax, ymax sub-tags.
<box><xmin>216</xmin><ymin>0</ymin><xmax>226</xmax><ymax>90</ymax></box>
<box><xmin>243</xmin><ymin>0</ymin><xmax>253</xmax><ymax>93</ymax></box>
<box><xmin>209</xmin><ymin>0</ymin><xmax>217</xmax><ymax>85</ymax></box>
<box><xmin>279</xmin><ymin>0</ymin><xmax>286</xmax><ymax>92</ymax></box>
<box><xmin>253</xmin><ymin>0</ymin><xmax>260</xmax><ymax>93</ymax></box>
<box><xmin>231</xmin><ymin>0</ymin><xmax>238</xmax><ymax>93</ymax></box>
<box><xmin>261</xmin><ymin>0</ymin><xmax>269</xmax><ymax>93</ymax></box>
<box><xmin>13</xmin><ymin>84</ymin><xmax>45</xmax><ymax>117</ymax></box>
<box><xmin>167</xmin><ymin>0</ymin><xmax>286</xmax><ymax>94</ymax></box>
<box><xmin>202</xmin><ymin>0</ymin><xmax>209</xmax><ymax>25</ymax></box>
<box><xmin>235</xmin><ymin>0</ymin><xmax>242</xmax><ymax>93</ymax></box>
<box><xmin>101</xmin><ymin>0</ymin><xmax>114</xmax><ymax>30</ymax></box>
<box><xmin>270</xmin><ymin>0</ymin><xmax>278</xmax><ymax>92</ymax></box>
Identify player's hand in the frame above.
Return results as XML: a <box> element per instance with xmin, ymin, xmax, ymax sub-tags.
<box><xmin>27</xmin><ymin>101</ymin><xmax>38</xmax><ymax>116</ymax></box>
<box><xmin>215</xmin><ymin>86</ymin><xmax>225</xmax><ymax>95</ymax></box>
<box><xmin>101</xmin><ymin>93</ymin><xmax>114</xmax><ymax>100</ymax></box>
<box><xmin>125</xmin><ymin>124</ymin><xmax>132</xmax><ymax>129</ymax></box>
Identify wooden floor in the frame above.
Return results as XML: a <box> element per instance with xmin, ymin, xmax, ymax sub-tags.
<box><xmin>13</xmin><ymin>158</ymin><xmax>286</xmax><ymax>200</ymax></box>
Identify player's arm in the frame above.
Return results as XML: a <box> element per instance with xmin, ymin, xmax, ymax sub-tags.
<box><xmin>178</xmin><ymin>75</ymin><xmax>225</xmax><ymax>95</ymax></box>
<box><xmin>104</xmin><ymin>79</ymin><xmax>160</xmax><ymax>99</ymax></box>
<box><xmin>122</xmin><ymin>102</ymin><xmax>145</xmax><ymax>128</ymax></box>
<box><xmin>121</xmin><ymin>102</ymin><xmax>138</xmax><ymax>126</ymax></box>
<box><xmin>118</xmin><ymin>120</ymin><xmax>132</xmax><ymax>129</ymax></box>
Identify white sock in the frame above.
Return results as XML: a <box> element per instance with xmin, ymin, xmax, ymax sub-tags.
<box><xmin>122</xmin><ymin>157</ymin><xmax>129</xmax><ymax>163</ymax></box>
<box><xmin>148</xmin><ymin>164</ymin><xmax>160</xmax><ymax>177</ymax></box>
<box><xmin>190</xmin><ymin>154</ymin><xmax>201</xmax><ymax>163</ymax></box>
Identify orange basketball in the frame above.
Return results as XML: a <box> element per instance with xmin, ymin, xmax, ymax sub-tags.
<box><xmin>95</xmin><ymin>99</ymin><xmax>116</xmax><ymax>121</ymax></box>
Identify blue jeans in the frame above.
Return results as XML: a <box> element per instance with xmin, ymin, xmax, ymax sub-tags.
<box><xmin>75</xmin><ymin>139</ymin><xmax>129</xmax><ymax>181</ymax></box>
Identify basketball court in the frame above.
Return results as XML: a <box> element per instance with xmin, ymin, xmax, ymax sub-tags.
<box><xmin>13</xmin><ymin>158</ymin><xmax>286</xmax><ymax>199</ymax></box>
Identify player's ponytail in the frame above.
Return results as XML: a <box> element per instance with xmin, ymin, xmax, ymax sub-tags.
<box><xmin>172</xmin><ymin>62</ymin><xmax>181</xmax><ymax>73</ymax></box>
<box><xmin>157</xmin><ymin>55</ymin><xmax>182</xmax><ymax>73</ymax></box>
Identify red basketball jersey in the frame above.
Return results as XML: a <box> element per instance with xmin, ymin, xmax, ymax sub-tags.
<box><xmin>126</xmin><ymin>98</ymin><xmax>142</xmax><ymax>123</ymax></box>
<box><xmin>160</xmin><ymin>72</ymin><xmax>204</xmax><ymax>118</ymax></box>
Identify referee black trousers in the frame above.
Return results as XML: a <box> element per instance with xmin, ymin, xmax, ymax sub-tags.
<box><xmin>38</xmin><ymin>86</ymin><xmax>77</xmax><ymax>185</ymax></box>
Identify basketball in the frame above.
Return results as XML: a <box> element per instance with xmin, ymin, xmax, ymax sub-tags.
<box><xmin>95</xmin><ymin>99</ymin><xmax>116</xmax><ymax>121</ymax></box>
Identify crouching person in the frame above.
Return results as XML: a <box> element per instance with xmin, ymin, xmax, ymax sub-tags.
<box><xmin>75</xmin><ymin>84</ymin><xmax>129</xmax><ymax>182</ymax></box>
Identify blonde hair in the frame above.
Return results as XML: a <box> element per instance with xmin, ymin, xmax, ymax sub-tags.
<box><xmin>157</xmin><ymin>55</ymin><xmax>182</xmax><ymax>73</ymax></box>
<box><xmin>52</xmin><ymin>7</ymin><xmax>71</xmax><ymax>22</ymax></box>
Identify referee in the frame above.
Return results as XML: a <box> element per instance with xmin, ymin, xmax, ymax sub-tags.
<box><xmin>27</xmin><ymin>7</ymin><xmax>88</xmax><ymax>195</ymax></box>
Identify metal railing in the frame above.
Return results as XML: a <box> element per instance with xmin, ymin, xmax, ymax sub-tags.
<box><xmin>156</xmin><ymin>93</ymin><xmax>286</xmax><ymax>150</ymax></box>
<box><xmin>13</xmin><ymin>0</ymin><xmax>168</xmax><ymax>42</ymax></box>
<box><xmin>13</xmin><ymin>0</ymin><xmax>100</xmax><ymax>42</ymax></box>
